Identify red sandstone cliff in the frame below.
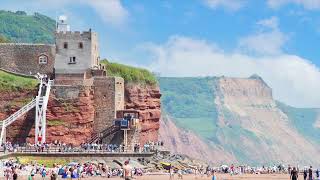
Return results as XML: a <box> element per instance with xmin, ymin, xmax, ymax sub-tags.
<box><xmin>1</xmin><ymin>83</ymin><xmax>161</xmax><ymax>145</ymax></box>
<box><xmin>1</xmin><ymin>87</ymin><xmax>95</xmax><ymax>145</ymax></box>
<box><xmin>124</xmin><ymin>83</ymin><xmax>161</xmax><ymax>145</ymax></box>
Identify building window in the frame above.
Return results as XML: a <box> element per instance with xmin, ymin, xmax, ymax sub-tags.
<box><xmin>79</xmin><ymin>42</ymin><xmax>83</xmax><ymax>49</ymax></box>
<box><xmin>63</xmin><ymin>42</ymin><xmax>68</xmax><ymax>49</ymax></box>
<box><xmin>69</xmin><ymin>56</ymin><xmax>76</xmax><ymax>64</ymax></box>
<box><xmin>38</xmin><ymin>55</ymin><xmax>48</xmax><ymax>64</ymax></box>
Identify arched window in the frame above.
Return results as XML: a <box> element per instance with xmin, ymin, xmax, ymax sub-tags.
<box><xmin>79</xmin><ymin>42</ymin><xmax>83</xmax><ymax>49</ymax></box>
<box><xmin>39</xmin><ymin>55</ymin><xmax>48</xmax><ymax>64</ymax></box>
<box><xmin>63</xmin><ymin>42</ymin><xmax>68</xmax><ymax>49</ymax></box>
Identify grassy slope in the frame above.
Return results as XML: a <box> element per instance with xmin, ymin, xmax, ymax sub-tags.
<box><xmin>0</xmin><ymin>70</ymin><xmax>38</xmax><ymax>91</ymax></box>
<box><xmin>277</xmin><ymin>101</ymin><xmax>320</xmax><ymax>143</ymax></box>
<box><xmin>101</xmin><ymin>60</ymin><xmax>157</xmax><ymax>85</ymax></box>
<box><xmin>0</xmin><ymin>11</ymin><xmax>55</xmax><ymax>43</ymax></box>
<box><xmin>158</xmin><ymin>77</ymin><xmax>218</xmax><ymax>140</ymax></box>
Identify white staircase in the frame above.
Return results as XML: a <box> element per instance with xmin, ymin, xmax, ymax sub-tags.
<box><xmin>0</xmin><ymin>73</ymin><xmax>53</xmax><ymax>146</ymax></box>
<box><xmin>0</xmin><ymin>99</ymin><xmax>36</xmax><ymax>145</ymax></box>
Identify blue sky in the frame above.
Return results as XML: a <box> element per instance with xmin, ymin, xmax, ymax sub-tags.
<box><xmin>2</xmin><ymin>0</ymin><xmax>320</xmax><ymax>108</ymax></box>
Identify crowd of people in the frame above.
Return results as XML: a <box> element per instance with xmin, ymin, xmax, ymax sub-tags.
<box><xmin>1</xmin><ymin>140</ymin><xmax>164</xmax><ymax>154</ymax></box>
<box><xmin>2</xmin><ymin>158</ymin><xmax>144</xmax><ymax>180</ymax></box>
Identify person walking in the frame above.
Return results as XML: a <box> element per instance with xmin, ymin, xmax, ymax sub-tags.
<box><xmin>212</xmin><ymin>171</ymin><xmax>217</xmax><ymax>180</ymax></box>
<box><xmin>309</xmin><ymin>166</ymin><xmax>313</xmax><ymax>180</ymax></box>
<box><xmin>304</xmin><ymin>169</ymin><xmax>308</xmax><ymax>180</ymax></box>
<box><xmin>123</xmin><ymin>160</ymin><xmax>132</xmax><ymax>180</ymax></box>
<box><xmin>290</xmin><ymin>167</ymin><xmax>298</xmax><ymax>180</ymax></box>
<box><xmin>12</xmin><ymin>168</ymin><xmax>18</xmax><ymax>180</ymax></box>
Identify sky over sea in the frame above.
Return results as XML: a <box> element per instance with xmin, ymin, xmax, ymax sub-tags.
<box><xmin>1</xmin><ymin>0</ymin><xmax>320</xmax><ymax>108</ymax></box>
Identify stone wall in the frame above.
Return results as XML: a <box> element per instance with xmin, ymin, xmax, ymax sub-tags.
<box><xmin>93</xmin><ymin>77</ymin><xmax>124</xmax><ymax>134</ymax></box>
<box><xmin>0</xmin><ymin>43</ymin><xmax>55</xmax><ymax>76</ymax></box>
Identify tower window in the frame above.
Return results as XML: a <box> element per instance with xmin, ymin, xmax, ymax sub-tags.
<box><xmin>38</xmin><ymin>55</ymin><xmax>48</xmax><ymax>64</ymax></box>
<box><xmin>63</xmin><ymin>42</ymin><xmax>68</xmax><ymax>49</ymax></box>
<box><xmin>69</xmin><ymin>56</ymin><xmax>76</xmax><ymax>64</ymax></box>
<box><xmin>79</xmin><ymin>42</ymin><xmax>83</xmax><ymax>49</ymax></box>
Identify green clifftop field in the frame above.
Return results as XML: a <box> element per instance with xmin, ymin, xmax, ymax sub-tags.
<box><xmin>0</xmin><ymin>11</ymin><xmax>55</xmax><ymax>43</ymax></box>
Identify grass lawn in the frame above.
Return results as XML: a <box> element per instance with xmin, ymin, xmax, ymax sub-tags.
<box><xmin>0</xmin><ymin>70</ymin><xmax>38</xmax><ymax>91</ymax></box>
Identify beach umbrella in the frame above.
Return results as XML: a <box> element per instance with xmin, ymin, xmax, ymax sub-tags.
<box><xmin>68</xmin><ymin>162</ymin><xmax>78</xmax><ymax>166</ymax></box>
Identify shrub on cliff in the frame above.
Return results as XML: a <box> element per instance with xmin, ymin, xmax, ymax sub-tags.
<box><xmin>0</xmin><ymin>70</ymin><xmax>38</xmax><ymax>91</ymax></box>
<box><xmin>100</xmin><ymin>60</ymin><xmax>157</xmax><ymax>85</ymax></box>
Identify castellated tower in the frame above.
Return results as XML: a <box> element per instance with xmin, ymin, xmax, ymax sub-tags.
<box><xmin>54</xmin><ymin>16</ymin><xmax>100</xmax><ymax>75</ymax></box>
<box><xmin>54</xmin><ymin>31</ymin><xmax>100</xmax><ymax>74</ymax></box>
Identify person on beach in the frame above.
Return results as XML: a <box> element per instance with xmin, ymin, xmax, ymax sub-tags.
<box><xmin>309</xmin><ymin>166</ymin><xmax>313</xmax><ymax>180</ymax></box>
<box><xmin>12</xmin><ymin>168</ymin><xmax>18</xmax><ymax>180</ymax></box>
<box><xmin>290</xmin><ymin>167</ymin><xmax>298</xmax><ymax>180</ymax></box>
<box><xmin>123</xmin><ymin>160</ymin><xmax>132</xmax><ymax>180</ymax></box>
<box><xmin>304</xmin><ymin>169</ymin><xmax>308</xmax><ymax>180</ymax></box>
<box><xmin>169</xmin><ymin>166</ymin><xmax>175</xmax><ymax>180</ymax></box>
<box><xmin>177</xmin><ymin>169</ymin><xmax>183</xmax><ymax>179</ymax></box>
<box><xmin>212</xmin><ymin>171</ymin><xmax>217</xmax><ymax>180</ymax></box>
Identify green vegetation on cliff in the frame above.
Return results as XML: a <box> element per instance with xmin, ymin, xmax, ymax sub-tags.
<box><xmin>158</xmin><ymin>77</ymin><xmax>218</xmax><ymax>139</ymax></box>
<box><xmin>277</xmin><ymin>101</ymin><xmax>320</xmax><ymax>143</ymax></box>
<box><xmin>101</xmin><ymin>60</ymin><xmax>157</xmax><ymax>85</ymax></box>
<box><xmin>0</xmin><ymin>11</ymin><xmax>55</xmax><ymax>43</ymax></box>
<box><xmin>0</xmin><ymin>70</ymin><xmax>38</xmax><ymax>91</ymax></box>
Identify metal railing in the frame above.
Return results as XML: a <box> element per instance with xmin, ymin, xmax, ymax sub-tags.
<box><xmin>3</xmin><ymin>98</ymin><xmax>36</xmax><ymax>127</ymax></box>
<box><xmin>0</xmin><ymin>146</ymin><xmax>156</xmax><ymax>154</ymax></box>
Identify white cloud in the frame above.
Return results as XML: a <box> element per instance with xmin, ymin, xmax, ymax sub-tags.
<box><xmin>204</xmin><ymin>0</ymin><xmax>246</xmax><ymax>11</ymax></box>
<box><xmin>267</xmin><ymin>0</ymin><xmax>320</xmax><ymax>10</ymax></box>
<box><xmin>145</xmin><ymin>36</ymin><xmax>320</xmax><ymax>107</ymax></box>
<box><xmin>238</xmin><ymin>17</ymin><xmax>288</xmax><ymax>55</ymax></box>
<box><xmin>257</xmin><ymin>16</ymin><xmax>279</xmax><ymax>30</ymax></box>
<box><xmin>141</xmin><ymin>17</ymin><xmax>320</xmax><ymax>108</ymax></box>
<box><xmin>85</xmin><ymin>0</ymin><xmax>128</xmax><ymax>26</ymax></box>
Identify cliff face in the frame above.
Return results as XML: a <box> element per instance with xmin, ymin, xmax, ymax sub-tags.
<box><xmin>0</xmin><ymin>90</ymin><xmax>36</xmax><ymax>143</ymax></box>
<box><xmin>2</xmin><ymin>86</ymin><xmax>95</xmax><ymax>145</ymax></box>
<box><xmin>214</xmin><ymin>77</ymin><xmax>319</xmax><ymax>164</ymax></box>
<box><xmin>124</xmin><ymin>83</ymin><xmax>161</xmax><ymax>145</ymax></box>
<box><xmin>1</xmin><ymin>82</ymin><xmax>161</xmax><ymax>145</ymax></box>
<box><xmin>159</xmin><ymin>76</ymin><xmax>320</xmax><ymax>165</ymax></box>
<box><xmin>159</xmin><ymin>115</ymin><xmax>236</xmax><ymax>164</ymax></box>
